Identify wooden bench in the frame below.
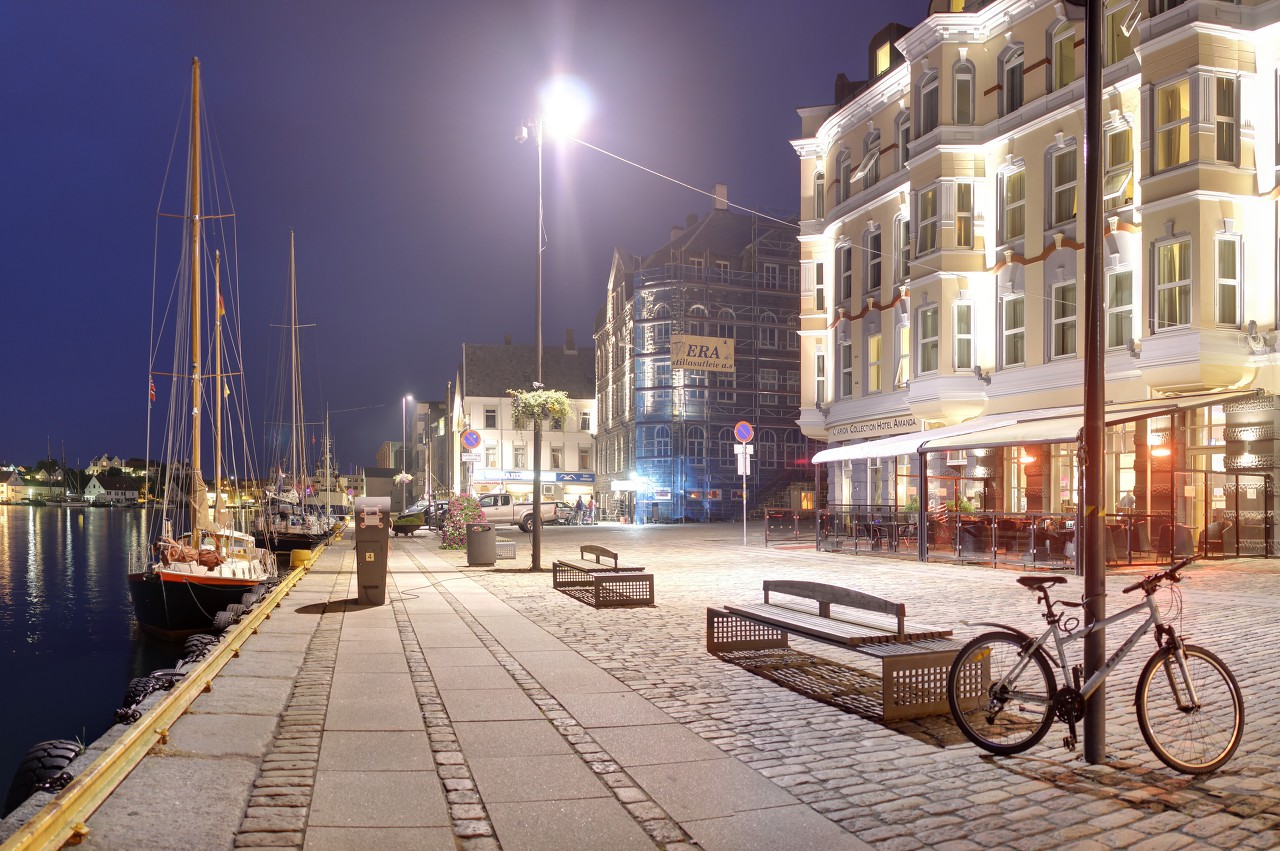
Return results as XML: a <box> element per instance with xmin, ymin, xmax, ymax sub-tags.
<box><xmin>707</xmin><ymin>580</ymin><xmax>964</xmax><ymax>721</ymax></box>
<box><xmin>553</xmin><ymin>544</ymin><xmax>653</xmax><ymax>608</ymax></box>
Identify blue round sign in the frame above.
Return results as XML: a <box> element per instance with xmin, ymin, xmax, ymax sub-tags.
<box><xmin>734</xmin><ymin>421</ymin><xmax>754</xmax><ymax>443</ymax></box>
<box><xmin>461</xmin><ymin>429</ymin><xmax>481</xmax><ymax>449</ymax></box>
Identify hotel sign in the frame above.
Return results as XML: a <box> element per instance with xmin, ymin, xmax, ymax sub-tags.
<box><xmin>671</xmin><ymin>334</ymin><xmax>734</xmax><ymax>373</ymax></box>
<box><xmin>830</xmin><ymin>415</ymin><xmax>920</xmax><ymax>439</ymax></box>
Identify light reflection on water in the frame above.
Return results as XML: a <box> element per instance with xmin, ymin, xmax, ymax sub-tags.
<box><xmin>0</xmin><ymin>506</ymin><xmax>173</xmax><ymax>784</ymax></box>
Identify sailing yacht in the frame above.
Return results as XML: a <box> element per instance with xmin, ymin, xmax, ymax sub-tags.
<box><xmin>255</xmin><ymin>232</ymin><xmax>329</xmax><ymax>554</ymax></box>
<box><xmin>128</xmin><ymin>58</ymin><xmax>276</xmax><ymax>640</ymax></box>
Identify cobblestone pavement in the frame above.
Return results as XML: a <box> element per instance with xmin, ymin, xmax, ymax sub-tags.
<box><xmin>418</xmin><ymin>522</ymin><xmax>1280</xmax><ymax>851</ymax></box>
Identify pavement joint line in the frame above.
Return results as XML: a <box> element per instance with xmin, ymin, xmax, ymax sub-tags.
<box><xmin>386</xmin><ymin>566</ymin><xmax>500</xmax><ymax>849</ymax></box>
<box><xmin>401</xmin><ymin>543</ymin><xmax>694</xmax><ymax>850</ymax></box>
<box><xmin>232</xmin><ymin>549</ymin><xmax>349</xmax><ymax>850</ymax></box>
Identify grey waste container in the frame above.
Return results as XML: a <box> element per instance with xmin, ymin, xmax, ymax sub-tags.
<box><xmin>354</xmin><ymin>496</ymin><xmax>391</xmax><ymax>605</ymax></box>
<box><xmin>467</xmin><ymin>522</ymin><xmax>497</xmax><ymax>566</ymax></box>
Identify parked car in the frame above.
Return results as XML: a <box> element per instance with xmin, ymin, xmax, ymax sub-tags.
<box><xmin>476</xmin><ymin>492</ymin><xmax>559</xmax><ymax>532</ymax></box>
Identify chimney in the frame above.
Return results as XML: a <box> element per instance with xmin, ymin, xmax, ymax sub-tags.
<box><xmin>686</xmin><ymin>213</ymin><xmax>698</xmax><ymax>228</ymax></box>
<box><xmin>671</xmin><ymin>226</ymin><xmax>684</xmax><ymax>242</ymax></box>
<box><xmin>504</xmin><ymin>335</ymin><xmax>512</xmax><ymax>346</ymax></box>
<box><xmin>714</xmin><ymin>183</ymin><xmax>728</xmax><ymax>211</ymax></box>
<box><xmin>564</xmin><ymin>329</ymin><xmax>577</xmax><ymax>354</ymax></box>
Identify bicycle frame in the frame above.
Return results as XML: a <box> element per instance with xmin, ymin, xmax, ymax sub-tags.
<box><xmin>1010</xmin><ymin>589</ymin><xmax>1199</xmax><ymax>708</ymax></box>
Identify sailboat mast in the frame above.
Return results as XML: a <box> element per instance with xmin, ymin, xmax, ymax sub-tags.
<box><xmin>189</xmin><ymin>57</ymin><xmax>204</xmax><ymax>537</ymax></box>
<box><xmin>289</xmin><ymin>230</ymin><xmax>300</xmax><ymax>496</ymax></box>
<box><xmin>213</xmin><ymin>249</ymin><xmax>223</xmax><ymax>530</ymax></box>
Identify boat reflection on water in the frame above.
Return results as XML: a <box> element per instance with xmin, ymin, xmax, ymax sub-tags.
<box><xmin>0</xmin><ymin>505</ymin><xmax>175</xmax><ymax>795</ymax></box>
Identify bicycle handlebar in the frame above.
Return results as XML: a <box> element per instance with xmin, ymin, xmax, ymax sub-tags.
<box><xmin>1122</xmin><ymin>555</ymin><xmax>1195</xmax><ymax>595</ymax></box>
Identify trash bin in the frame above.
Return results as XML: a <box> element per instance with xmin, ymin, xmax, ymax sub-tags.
<box><xmin>354</xmin><ymin>496</ymin><xmax>391</xmax><ymax>605</ymax></box>
<box><xmin>467</xmin><ymin>522</ymin><xmax>496</xmax><ymax>566</ymax></box>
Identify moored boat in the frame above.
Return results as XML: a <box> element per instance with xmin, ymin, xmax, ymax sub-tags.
<box><xmin>128</xmin><ymin>58</ymin><xmax>275</xmax><ymax>639</ymax></box>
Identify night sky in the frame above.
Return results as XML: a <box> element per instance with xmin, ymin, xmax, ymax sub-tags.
<box><xmin>2</xmin><ymin>0</ymin><xmax>913</xmax><ymax>472</ymax></box>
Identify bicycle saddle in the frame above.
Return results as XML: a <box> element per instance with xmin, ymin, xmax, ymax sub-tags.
<box><xmin>1017</xmin><ymin>575</ymin><xmax>1067</xmax><ymax>590</ymax></box>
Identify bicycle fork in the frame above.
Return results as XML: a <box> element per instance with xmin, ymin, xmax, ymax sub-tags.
<box><xmin>1156</xmin><ymin>630</ymin><xmax>1202</xmax><ymax>713</ymax></box>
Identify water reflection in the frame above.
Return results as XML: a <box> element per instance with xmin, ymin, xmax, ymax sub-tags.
<box><xmin>0</xmin><ymin>506</ymin><xmax>173</xmax><ymax>783</ymax></box>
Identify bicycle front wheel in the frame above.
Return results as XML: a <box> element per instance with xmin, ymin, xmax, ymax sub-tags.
<box><xmin>1136</xmin><ymin>643</ymin><xmax>1244</xmax><ymax>774</ymax></box>
<box><xmin>947</xmin><ymin>631</ymin><xmax>1057</xmax><ymax>755</ymax></box>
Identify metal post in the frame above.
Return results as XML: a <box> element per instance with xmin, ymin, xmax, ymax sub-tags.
<box><xmin>1082</xmin><ymin>0</ymin><xmax>1108</xmax><ymax>763</ymax></box>
<box><xmin>531</xmin><ymin>117</ymin><xmax>545</xmax><ymax>571</ymax></box>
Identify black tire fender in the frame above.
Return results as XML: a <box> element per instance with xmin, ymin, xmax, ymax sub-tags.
<box><xmin>3</xmin><ymin>739</ymin><xmax>83</xmax><ymax>817</ymax></box>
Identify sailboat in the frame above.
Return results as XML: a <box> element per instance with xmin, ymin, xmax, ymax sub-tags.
<box><xmin>255</xmin><ymin>232</ymin><xmax>329</xmax><ymax>554</ymax></box>
<box><xmin>128</xmin><ymin>58</ymin><xmax>276</xmax><ymax>640</ymax></box>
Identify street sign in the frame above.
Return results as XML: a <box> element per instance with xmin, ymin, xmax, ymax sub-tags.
<box><xmin>460</xmin><ymin>452</ymin><xmax>482</xmax><ymax>463</ymax></box>
<box><xmin>734</xmin><ymin>421</ymin><xmax>754</xmax><ymax>443</ymax></box>
<box><xmin>461</xmin><ymin>429</ymin><xmax>481</xmax><ymax>449</ymax></box>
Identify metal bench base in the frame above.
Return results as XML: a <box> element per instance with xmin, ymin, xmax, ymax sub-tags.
<box><xmin>706</xmin><ymin>608</ymin><xmax>963</xmax><ymax>721</ymax></box>
<box><xmin>556</xmin><ymin>563</ymin><xmax>654</xmax><ymax>608</ymax></box>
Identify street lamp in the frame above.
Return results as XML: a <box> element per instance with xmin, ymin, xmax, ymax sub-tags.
<box><xmin>402</xmin><ymin>393</ymin><xmax>413</xmax><ymax>509</ymax></box>
<box><xmin>517</xmin><ymin>75</ymin><xmax>590</xmax><ymax>570</ymax></box>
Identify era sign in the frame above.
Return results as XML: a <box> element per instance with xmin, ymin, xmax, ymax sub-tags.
<box><xmin>670</xmin><ymin>334</ymin><xmax>734</xmax><ymax>373</ymax></box>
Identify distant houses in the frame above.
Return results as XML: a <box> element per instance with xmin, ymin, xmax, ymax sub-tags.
<box><xmin>84</xmin><ymin>474</ymin><xmax>140</xmax><ymax>505</ymax></box>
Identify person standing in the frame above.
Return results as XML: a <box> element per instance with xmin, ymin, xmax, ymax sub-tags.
<box><xmin>574</xmin><ymin>495</ymin><xmax>585</xmax><ymax>525</ymax></box>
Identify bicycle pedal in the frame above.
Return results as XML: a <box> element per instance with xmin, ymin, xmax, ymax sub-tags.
<box><xmin>1063</xmin><ymin>736</ymin><xmax>1077</xmax><ymax>751</ymax></box>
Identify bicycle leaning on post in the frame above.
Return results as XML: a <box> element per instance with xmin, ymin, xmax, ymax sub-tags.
<box><xmin>945</xmin><ymin>556</ymin><xmax>1244</xmax><ymax>774</ymax></box>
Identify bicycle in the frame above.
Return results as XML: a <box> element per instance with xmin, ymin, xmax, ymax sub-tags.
<box><xmin>946</xmin><ymin>557</ymin><xmax>1243</xmax><ymax>774</ymax></box>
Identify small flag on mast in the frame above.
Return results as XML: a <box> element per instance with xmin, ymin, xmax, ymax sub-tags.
<box><xmin>148</xmin><ymin>378</ymin><xmax>156</xmax><ymax>403</ymax></box>
<box><xmin>217</xmin><ymin>293</ymin><xmax>226</xmax><ymax>318</ymax></box>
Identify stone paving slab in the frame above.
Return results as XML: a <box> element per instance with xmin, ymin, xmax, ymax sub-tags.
<box><xmin>317</xmin><ymin>730</ymin><xmax>434</xmax><ymax>772</ymax></box>
<box><xmin>309</xmin><ymin>769</ymin><xmax>449</xmax><ymax>827</ymax></box>
<box><xmin>485</xmin><ymin>798</ymin><xmax>658</xmax><ymax>851</ymax></box>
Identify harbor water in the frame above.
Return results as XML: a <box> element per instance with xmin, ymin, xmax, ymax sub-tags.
<box><xmin>0</xmin><ymin>505</ymin><xmax>175</xmax><ymax>789</ymax></box>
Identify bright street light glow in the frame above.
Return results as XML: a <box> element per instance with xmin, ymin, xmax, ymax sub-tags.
<box><xmin>539</xmin><ymin>75</ymin><xmax>591</xmax><ymax>139</ymax></box>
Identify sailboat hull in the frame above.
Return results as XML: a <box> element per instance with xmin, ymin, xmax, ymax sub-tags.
<box><xmin>127</xmin><ymin>569</ymin><xmax>265</xmax><ymax>640</ymax></box>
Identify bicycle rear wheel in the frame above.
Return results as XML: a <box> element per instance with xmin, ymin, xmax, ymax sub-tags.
<box><xmin>1136</xmin><ymin>643</ymin><xmax>1243</xmax><ymax>774</ymax></box>
<box><xmin>947</xmin><ymin>631</ymin><xmax>1057</xmax><ymax>755</ymax></box>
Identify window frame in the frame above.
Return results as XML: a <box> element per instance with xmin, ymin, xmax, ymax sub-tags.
<box><xmin>860</xmin><ymin>130</ymin><xmax>881</xmax><ymax>190</ymax></box>
<box><xmin>1215</xmin><ymin>76</ymin><xmax>1238</xmax><ymax>164</ymax></box>
<box><xmin>813</xmin><ymin>170</ymin><xmax>825</xmax><ymax>219</ymax></box>
<box><xmin>814</xmin><ymin>263</ymin><xmax>825</xmax><ymax>311</ymax></box>
<box><xmin>1001</xmin><ymin>167</ymin><xmax>1026</xmax><ymax>244</ymax></box>
<box><xmin>864</xmin><ymin>228</ymin><xmax>882</xmax><ymax>294</ymax></box>
<box><xmin>894</xmin><ymin>321</ymin><xmax>911</xmax><ymax>388</ymax></box>
<box><xmin>916</xmin><ymin>185</ymin><xmax>938</xmax><ymax>255</ymax></box>
<box><xmin>955</xmin><ymin>182</ymin><xmax>974</xmax><ymax>249</ymax></box>
<box><xmin>814</xmin><ymin>345</ymin><xmax>826</xmax><ymax>403</ymax></box>
<box><xmin>762</xmin><ymin>263</ymin><xmax>780</xmax><ymax>290</ymax></box>
<box><xmin>1003</xmin><ymin>295</ymin><xmax>1026</xmax><ymax>368</ymax></box>
<box><xmin>837</xmin><ymin>150</ymin><xmax>853</xmax><ymax>205</ymax></box>
<box><xmin>1104</xmin><ymin>0</ymin><xmax>1134</xmax><ymax>66</ymax></box>
<box><xmin>918</xmin><ymin>71</ymin><xmax>939</xmax><ymax>136</ymax></box>
<box><xmin>1104</xmin><ymin>125</ymin><xmax>1133</xmax><ymax>210</ymax></box>
<box><xmin>917</xmin><ymin>305</ymin><xmax>939</xmax><ymax>375</ymax></box>
<box><xmin>954</xmin><ymin>303</ymin><xmax>973</xmax><ymax>371</ymax></box>
<box><xmin>839</xmin><ymin>244</ymin><xmax>853</xmax><ymax>301</ymax></box>
<box><xmin>1154</xmin><ymin>237</ymin><xmax>1192</xmax><ymax>330</ymax></box>
<box><xmin>1049</xmin><ymin>144</ymin><xmax>1078</xmax><ymax>228</ymax></box>
<box><xmin>1106</xmin><ymin>269</ymin><xmax>1133</xmax><ymax>349</ymax></box>
<box><xmin>895</xmin><ymin>112</ymin><xmax>911</xmax><ymax>172</ymax></box>
<box><xmin>1051</xmin><ymin>22</ymin><xmax>1076</xmax><ymax>91</ymax></box>
<box><xmin>867</xmin><ymin>332</ymin><xmax>883</xmax><ymax>394</ymax></box>
<box><xmin>1215</xmin><ymin>234</ymin><xmax>1241</xmax><ymax>327</ymax></box>
<box><xmin>1051</xmin><ymin>279</ymin><xmax>1077</xmax><ymax>359</ymax></box>
<box><xmin>1155</xmin><ymin>77</ymin><xmax>1191</xmax><ymax>172</ymax></box>
<box><xmin>895</xmin><ymin>216</ymin><xmax>911</xmax><ymax>282</ymax></box>
<box><xmin>840</xmin><ymin>339</ymin><xmax>854</xmax><ymax>398</ymax></box>
<box><xmin>1002</xmin><ymin>46</ymin><xmax>1025</xmax><ymax>115</ymax></box>
<box><xmin>954</xmin><ymin>61</ymin><xmax>975</xmax><ymax>126</ymax></box>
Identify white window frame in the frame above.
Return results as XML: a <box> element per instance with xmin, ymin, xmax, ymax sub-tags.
<box><xmin>1003</xmin><ymin>295</ymin><xmax>1026</xmax><ymax>367</ymax></box>
<box><xmin>813</xmin><ymin>171</ymin><xmax>825</xmax><ymax>219</ymax></box>
<box><xmin>1050</xmin><ymin>144</ymin><xmax>1077</xmax><ymax>228</ymax></box>
<box><xmin>1104</xmin><ymin>0</ymin><xmax>1134</xmax><ymax>66</ymax></box>
<box><xmin>814</xmin><ymin>264</ymin><xmax>825</xmax><ymax>311</ymax></box>
<box><xmin>840</xmin><ymin>244</ymin><xmax>853</xmax><ymax>301</ymax></box>
<box><xmin>840</xmin><ymin>339</ymin><xmax>854</xmax><ymax>398</ymax></box>
<box><xmin>954</xmin><ymin>303</ymin><xmax>973</xmax><ymax>371</ymax></box>
<box><xmin>484</xmin><ymin>407</ymin><xmax>497</xmax><ymax>428</ymax></box>
<box><xmin>894</xmin><ymin>321</ymin><xmax>911</xmax><ymax>388</ymax></box>
<box><xmin>759</xmin><ymin>312</ymin><xmax>778</xmax><ymax>348</ymax></box>
<box><xmin>1215</xmin><ymin>234</ymin><xmax>1241</xmax><ymax>327</ymax></box>
<box><xmin>762</xmin><ymin>263</ymin><xmax>780</xmax><ymax>289</ymax></box>
<box><xmin>864</xmin><ymin>228</ymin><xmax>882</xmax><ymax>293</ymax></box>
<box><xmin>1106</xmin><ymin>269</ymin><xmax>1133</xmax><ymax>349</ymax></box>
<box><xmin>1002</xmin><ymin>167</ymin><xmax>1026</xmax><ymax>244</ymax></box>
<box><xmin>918</xmin><ymin>71</ymin><xmax>939</xmax><ymax>136</ymax></box>
<box><xmin>1002</xmin><ymin>46</ymin><xmax>1025</xmax><ymax>115</ymax></box>
<box><xmin>916</xmin><ymin>186</ymin><xmax>938</xmax><ymax>255</ymax></box>
<box><xmin>1051</xmin><ymin>280</ymin><xmax>1077</xmax><ymax>359</ymax></box>
<box><xmin>859</xmin><ymin>131</ymin><xmax>880</xmax><ymax>190</ymax></box>
<box><xmin>837</xmin><ymin>150</ymin><xmax>853</xmax><ymax>204</ymax></box>
<box><xmin>956</xmin><ymin>182</ymin><xmax>974</xmax><ymax>249</ymax></box>
<box><xmin>1155</xmin><ymin>77</ymin><xmax>1191</xmax><ymax>172</ymax></box>
<box><xmin>714</xmin><ymin>259</ymin><xmax>731</xmax><ymax>281</ymax></box>
<box><xmin>786</xmin><ymin>266</ymin><xmax>799</xmax><ymax>291</ymax></box>
<box><xmin>1155</xmin><ymin>237</ymin><xmax>1192</xmax><ymax>330</ymax></box>
<box><xmin>895</xmin><ymin>216</ymin><xmax>911</xmax><ymax>281</ymax></box>
<box><xmin>688</xmin><ymin>426</ymin><xmax>705</xmax><ymax>466</ymax></box>
<box><xmin>867</xmin><ymin>332</ymin><xmax>883</xmax><ymax>394</ymax></box>
<box><xmin>917</xmin><ymin>305</ymin><xmax>939</xmax><ymax>375</ymax></box>
<box><xmin>1215</xmin><ymin>76</ymin><xmax>1238</xmax><ymax>164</ymax></box>
<box><xmin>814</xmin><ymin>345</ymin><xmax>826</xmax><ymax>404</ymax></box>
<box><xmin>1104</xmin><ymin>126</ymin><xmax>1133</xmax><ymax>210</ymax></box>
<box><xmin>954</xmin><ymin>61</ymin><xmax>975</xmax><ymax>126</ymax></box>
<box><xmin>895</xmin><ymin>112</ymin><xmax>911</xmax><ymax>172</ymax></box>
<box><xmin>1051</xmin><ymin>22</ymin><xmax>1075</xmax><ymax>91</ymax></box>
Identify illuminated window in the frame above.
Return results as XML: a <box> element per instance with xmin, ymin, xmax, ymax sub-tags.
<box><xmin>918</xmin><ymin>306</ymin><xmax>939</xmax><ymax>374</ymax></box>
<box><xmin>955</xmin><ymin>63</ymin><xmax>974</xmax><ymax>126</ymax></box>
<box><xmin>956</xmin><ymin>182</ymin><xmax>974</xmax><ymax>249</ymax></box>
<box><xmin>1216</xmin><ymin>235</ymin><xmax>1241</xmax><ymax>327</ymax></box>
<box><xmin>860</xmin><ymin>131</ymin><xmax>880</xmax><ymax>190</ymax></box>
<box><xmin>864</xmin><ymin>229</ymin><xmax>881</xmax><ymax>293</ymax></box>
<box><xmin>896</xmin><ymin>217</ymin><xmax>910</xmax><ymax>281</ymax></box>
<box><xmin>1216</xmin><ymin>77</ymin><xmax>1238</xmax><ymax>163</ymax></box>
<box><xmin>814</xmin><ymin>264</ymin><xmax>825</xmax><ymax>311</ymax></box>
<box><xmin>1050</xmin><ymin>146</ymin><xmax>1077</xmax><ymax>227</ymax></box>
<box><xmin>1052</xmin><ymin>23</ymin><xmax>1075</xmax><ymax>90</ymax></box>
<box><xmin>895</xmin><ymin>322</ymin><xmax>911</xmax><ymax>388</ymax></box>
<box><xmin>1155</xmin><ymin>238</ymin><xmax>1191</xmax><ymax>329</ymax></box>
<box><xmin>916</xmin><ymin>186</ymin><xmax>938</xmax><ymax>255</ymax></box>
<box><xmin>840</xmin><ymin>245</ymin><xmax>853</xmax><ymax>301</ymax></box>
<box><xmin>1003</xmin><ymin>296</ymin><xmax>1025</xmax><ymax>367</ymax></box>
<box><xmin>954</xmin><ymin>303</ymin><xmax>973</xmax><ymax>370</ymax></box>
<box><xmin>840</xmin><ymin>339</ymin><xmax>853</xmax><ymax>397</ymax></box>
<box><xmin>895</xmin><ymin>112</ymin><xmax>911</xmax><ymax>171</ymax></box>
<box><xmin>1051</xmin><ymin>280</ymin><xmax>1077</xmax><ymax>358</ymax></box>
<box><xmin>1002</xmin><ymin>168</ymin><xmax>1025</xmax><ymax>243</ymax></box>
<box><xmin>1155</xmin><ymin>79</ymin><xmax>1191</xmax><ymax>171</ymax></box>
<box><xmin>814</xmin><ymin>346</ymin><xmax>826</xmax><ymax>402</ymax></box>
<box><xmin>875</xmin><ymin>41</ymin><xmax>891</xmax><ymax>76</ymax></box>
<box><xmin>1104</xmin><ymin>127</ymin><xmax>1133</xmax><ymax>210</ymax></box>
<box><xmin>1002</xmin><ymin>46</ymin><xmax>1024</xmax><ymax>114</ymax></box>
<box><xmin>813</xmin><ymin>171</ymin><xmax>825</xmax><ymax>219</ymax></box>
<box><xmin>1106</xmin><ymin>270</ymin><xmax>1133</xmax><ymax>348</ymax></box>
<box><xmin>1105</xmin><ymin>1</ymin><xmax>1134</xmax><ymax>65</ymax></box>
<box><xmin>868</xmin><ymin>333</ymin><xmax>883</xmax><ymax>393</ymax></box>
<box><xmin>918</xmin><ymin>72</ymin><xmax>939</xmax><ymax>136</ymax></box>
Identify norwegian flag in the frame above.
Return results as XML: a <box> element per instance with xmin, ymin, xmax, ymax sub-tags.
<box><xmin>148</xmin><ymin>378</ymin><xmax>156</xmax><ymax>403</ymax></box>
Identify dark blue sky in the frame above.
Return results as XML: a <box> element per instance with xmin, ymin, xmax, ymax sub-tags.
<box><xmin>1</xmin><ymin>0</ymin><xmax>913</xmax><ymax>471</ymax></box>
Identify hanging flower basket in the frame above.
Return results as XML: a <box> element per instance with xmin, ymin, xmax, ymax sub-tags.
<box><xmin>507</xmin><ymin>388</ymin><xmax>571</xmax><ymax>430</ymax></box>
<box><xmin>393</xmin><ymin>472</ymin><xmax>413</xmax><ymax>485</ymax></box>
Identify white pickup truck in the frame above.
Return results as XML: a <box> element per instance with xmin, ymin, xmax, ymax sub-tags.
<box><xmin>476</xmin><ymin>492</ymin><xmax>560</xmax><ymax>533</ymax></box>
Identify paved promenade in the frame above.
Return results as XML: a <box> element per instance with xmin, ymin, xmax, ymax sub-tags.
<box><xmin>65</xmin><ymin>523</ymin><xmax>1280</xmax><ymax>849</ymax></box>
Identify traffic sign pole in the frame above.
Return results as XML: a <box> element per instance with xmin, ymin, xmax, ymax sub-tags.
<box><xmin>733</xmin><ymin>424</ymin><xmax>754</xmax><ymax>546</ymax></box>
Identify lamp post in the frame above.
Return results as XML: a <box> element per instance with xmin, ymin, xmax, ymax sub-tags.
<box><xmin>402</xmin><ymin>393</ymin><xmax>413</xmax><ymax>510</ymax></box>
<box><xmin>518</xmin><ymin>75</ymin><xmax>589</xmax><ymax>570</ymax></box>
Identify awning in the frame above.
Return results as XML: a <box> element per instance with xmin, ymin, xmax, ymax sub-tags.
<box><xmin>811</xmin><ymin>390</ymin><xmax>1260</xmax><ymax>463</ymax></box>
